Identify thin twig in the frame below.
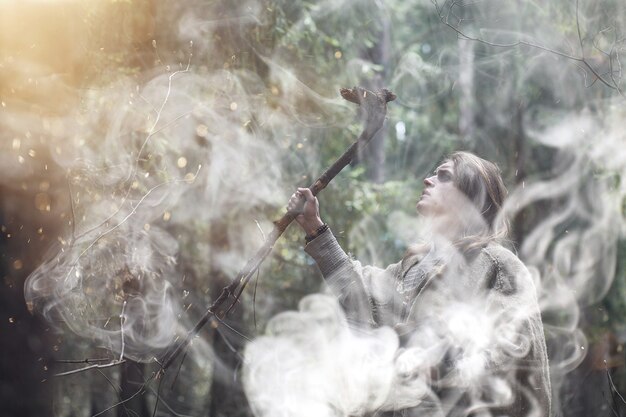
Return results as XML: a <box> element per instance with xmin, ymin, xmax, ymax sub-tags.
<box><xmin>95</xmin><ymin>368</ymin><xmax>123</xmax><ymax>394</ymax></box>
<box><xmin>431</xmin><ymin>0</ymin><xmax>624</xmax><ymax>95</ymax></box>
<box><xmin>253</xmin><ymin>219</ymin><xmax>266</xmax><ymax>241</ymax></box>
<box><xmin>606</xmin><ymin>360</ymin><xmax>626</xmax><ymax>405</ymax></box>
<box><xmin>65</xmin><ymin>167</ymin><xmax>202</xmax><ymax>286</ymax></box>
<box><xmin>91</xmin><ymin>375</ymin><xmax>152</xmax><ymax>417</ymax></box>
<box><xmin>67</xmin><ymin>176</ymin><xmax>77</xmax><ymax>244</ymax></box>
<box><xmin>73</xmin><ymin>109</ymin><xmax>193</xmax><ymax>237</ymax></box>
<box><xmin>55</xmin><ymin>359</ymin><xmax>126</xmax><ymax>377</ymax></box>
<box><xmin>120</xmin><ymin>300</ymin><xmax>127</xmax><ymax>361</ymax></box>
<box><xmin>215</xmin><ymin>324</ymin><xmax>243</xmax><ymax>358</ymax></box>
<box><xmin>55</xmin><ymin>358</ymin><xmax>112</xmax><ymax>364</ymax></box>
<box><xmin>575</xmin><ymin>63</ymin><xmax>592</xmax><ymax>87</ymax></box>
<box><xmin>170</xmin><ymin>349</ymin><xmax>188</xmax><ymax>390</ymax></box>
<box><xmin>94</xmin><ymin>368</ymin><xmax>138</xmax><ymax>417</ymax></box>
<box><xmin>151</xmin><ymin>374</ymin><xmax>164</xmax><ymax>417</ymax></box>
<box><xmin>576</xmin><ymin>0</ymin><xmax>585</xmax><ymax>54</ymax></box>
<box><xmin>137</xmin><ymin>67</ymin><xmax>191</xmax><ymax>168</ymax></box>
<box><xmin>73</xmin><ymin>109</ymin><xmax>194</xmax><ymax>242</ymax></box>
<box><xmin>73</xmin><ymin>74</ymin><xmax>190</xmax><ymax>242</ymax></box>
<box><xmin>72</xmin><ymin>48</ymin><xmax>192</xmax><ymax>247</ymax></box>
<box><xmin>253</xmin><ymin>268</ymin><xmax>260</xmax><ymax>329</ymax></box>
<box><xmin>213</xmin><ymin>316</ymin><xmax>252</xmax><ymax>342</ymax></box>
<box><xmin>435</xmin><ymin>4</ymin><xmax>581</xmax><ymax>60</ymax></box>
<box><xmin>252</xmin><ymin>217</ymin><xmax>266</xmax><ymax>327</ymax></box>
<box><xmin>146</xmin><ymin>384</ymin><xmax>194</xmax><ymax>417</ymax></box>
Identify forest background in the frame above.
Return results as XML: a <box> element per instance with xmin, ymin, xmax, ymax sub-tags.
<box><xmin>1</xmin><ymin>0</ymin><xmax>626</xmax><ymax>416</ymax></box>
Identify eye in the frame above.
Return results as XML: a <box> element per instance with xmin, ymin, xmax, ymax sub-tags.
<box><xmin>437</xmin><ymin>170</ymin><xmax>452</xmax><ymax>182</ymax></box>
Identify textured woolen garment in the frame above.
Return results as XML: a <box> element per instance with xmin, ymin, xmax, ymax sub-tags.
<box><xmin>304</xmin><ymin>229</ymin><xmax>552</xmax><ymax>417</ymax></box>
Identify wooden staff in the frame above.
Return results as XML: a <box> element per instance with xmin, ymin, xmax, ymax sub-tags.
<box><xmin>158</xmin><ymin>86</ymin><xmax>395</xmax><ymax>374</ymax></box>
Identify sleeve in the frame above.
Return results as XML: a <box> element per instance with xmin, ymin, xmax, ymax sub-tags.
<box><xmin>304</xmin><ymin>228</ymin><xmax>401</xmax><ymax>327</ymax></box>
<box><xmin>469</xmin><ymin>247</ymin><xmax>552</xmax><ymax>417</ymax></box>
<box><xmin>481</xmin><ymin>248</ymin><xmax>549</xmax><ymax>366</ymax></box>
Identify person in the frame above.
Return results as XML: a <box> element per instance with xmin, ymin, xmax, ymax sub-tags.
<box><xmin>287</xmin><ymin>151</ymin><xmax>551</xmax><ymax>417</ymax></box>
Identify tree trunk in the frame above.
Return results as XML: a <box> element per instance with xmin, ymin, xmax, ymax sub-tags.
<box><xmin>357</xmin><ymin>12</ymin><xmax>391</xmax><ymax>184</ymax></box>
<box><xmin>118</xmin><ymin>361</ymin><xmax>150</xmax><ymax>417</ymax></box>
<box><xmin>458</xmin><ymin>38</ymin><xmax>476</xmax><ymax>142</ymax></box>
<box><xmin>511</xmin><ymin>104</ymin><xmax>527</xmax><ymax>249</ymax></box>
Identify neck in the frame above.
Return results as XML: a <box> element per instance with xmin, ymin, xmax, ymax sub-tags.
<box><xmin>429</xmin><ymin>215</ymin><xmax>464</xmax><ymax>243</ymax></box>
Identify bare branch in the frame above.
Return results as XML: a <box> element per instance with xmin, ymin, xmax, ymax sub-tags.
<box><xmin>151</xmin><ymin>374</ymin><xmax>164</xmax><ymax>417</ymax></box>
<box><xmin>432</xmin><ymin>0</ymin><xmax>624</xmax><ymax>95</ymax></box>
<box><xmin>94</xmin><ymin>368</ymin><xmax>137</xmax><ymax>417</ymax></box>
<box><xmin>170</xmin><ymin>349</ymin><xmax>188</xmax><ymax>390</ymax></box>
<box><xmin>253</xmin><ymin>268</ymin><xmax>260</xmax><ymax>329</ymax></box>
<box><xmin>576</xmin><ymin>0</ymin><xmax>585</xmax><ymax>54</ymax></box>
<box><xmin>147</xmin><ymin>384</ymin><xmax>194</xmax><ymax>417</ymax></box>
<box><xmin>215</xmin><ymin>323</ymin><xmax>245</xmax><ymax>358</ymax></box>
<box><xmin>65</xmin><ymin>166</ymin><xmax>202</xmax><ymax>287</ymax></box>
<box><xmin>575</xmin><ymin>63</ymin><xmax>593</xmax><ymax>88</ymax></box>
<box><xmin>74</xmin><ymin>89</ymin><xmax>191</xmax><ymax>243</ymax></box>
<box><xmin>67</xmin><ymin>176</ymin><xmax>77</xmax><ymax>244</ymax></box>
<box><xmin>55</xmin><ymin>359</ymin><xmax>126</xmax><ymax>377</ymax></box>
<box><xmin>213</xmin><ymin>315</ymin><xmax>252</xmax><ymax>343</ymax></box>
<box><xmin>253</xmin><ymin>219</ymin><xmax>267</xmax><ymax>241</ymax></box>
<box><xmin>606</xmin><ymin>360</ymin><xmax>626</xmax><ymax>405</ymax></box>
<box><xmin>67</xmin><ymin>46</ymin><xmax>194</xmax><ymax>262</ymax></box>
<box><xmin>55</xmin><ymin>358</ymin><xmax>113</xmax><ymax>364</ymax></box>
<box><xmin>91</xmin><ymin>376</ymin><xmax>153</xmax><ymax>417</ymax></box>
<box><xmin>157</xmin><ymin>87</ymin><xmax>395</xmax><ymax>374</ymax></box>
<box><xmin>120</xmin><ymin>300</ymin><xmax>127</xmax><ymax>361</ymax></box>
<box><xmin>95</xmin><ymin>368</ymin><xmax>123</xmax><ymax>394</ymax></box>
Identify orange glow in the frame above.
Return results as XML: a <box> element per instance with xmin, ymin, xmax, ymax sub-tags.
<box><xmin>0</xmin><ymin>0</ymin><xmax>155</xmax><ymax>114</ymax></box>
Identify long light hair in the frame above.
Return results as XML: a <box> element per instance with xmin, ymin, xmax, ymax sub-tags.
<box><xmin>448</xmin><ymin>151</ymin><xmax>509</xmax><ymax>253</ymax></box>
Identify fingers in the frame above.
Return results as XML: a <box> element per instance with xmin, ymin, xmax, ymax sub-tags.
<box><xmin>287</xmin><ymin>188</ymin><xmax>317</xmax><ymax>215</ymax></box>
<box><xmin>287</xmin><ymin>188</ymin><xmax>323</xmax><ymax>232</ymax></box>
<box><xmin>286</xmin><ymin>192</ymin><xmax>301</xmax><ymax>212</ymax></box>
<box><xmin>297</xmin><ymin>187</ymin><xmax>315</xmax><ymax>202</ymax></box>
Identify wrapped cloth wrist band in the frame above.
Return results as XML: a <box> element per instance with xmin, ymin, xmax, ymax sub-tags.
<box><xmin>305</xmin><ymin>224</ymin><xmax>329</xmax><ymax>243</ymax></box>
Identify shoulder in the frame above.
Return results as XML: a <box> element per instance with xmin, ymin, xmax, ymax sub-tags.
<box><xmin>481</xmin><ymin>244</ymin><xmax>525</xmax><ymax>272</ymax></box>
<box><xmin>479</xmin><ymin>244</ymin><xmax>533</xmax><ymax>295</ymax></box>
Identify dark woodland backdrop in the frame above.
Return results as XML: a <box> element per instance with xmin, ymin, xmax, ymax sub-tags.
<box><xmin>1</xmin><ymin>0</ymin><xmax>626</xmax><ymax>416</ymax></box>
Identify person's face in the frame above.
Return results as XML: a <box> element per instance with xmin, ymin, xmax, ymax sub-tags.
<box><xmin>416</xmin><ymin>160</ymin><xmax>462</xmax><ymax>217</ymax></box>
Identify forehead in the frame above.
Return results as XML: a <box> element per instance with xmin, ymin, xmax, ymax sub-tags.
<box><xmin>435</xmin><ymin>160</ymin><xmax>454</xmax><ymax>172</ymax></box>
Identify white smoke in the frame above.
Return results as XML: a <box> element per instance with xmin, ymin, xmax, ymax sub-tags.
<box><xmin>5</xmin><ymin>0</ymin><xmax>625</xmax><ymax>415</ymax></box>
<box><xmin>244</xmin><ymin>294</ymin><xmax>430</xmax><ymax>417</ymax></box>
<box><xmin>243</xmin><ymin>101</ymin><xmax>626</xmax><ymax>417</ymax></box>
<box><xmin>21</xmin><ymin>64</ymin><xmax>312</xmax><ymax>361</ymax></box>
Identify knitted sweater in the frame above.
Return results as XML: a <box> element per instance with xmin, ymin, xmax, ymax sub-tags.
<box><xmin>305</xmin><ymin>229</ymin><xmax>551</xmax><ymax>417</ymax></box>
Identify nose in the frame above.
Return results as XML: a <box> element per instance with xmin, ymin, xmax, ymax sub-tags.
<box><xmin>423</xmin><ymin>176</ymin><xmax>434</xmax><ymax>187</ymax></box>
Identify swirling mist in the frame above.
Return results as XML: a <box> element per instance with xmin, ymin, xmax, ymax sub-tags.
<box><xmin>21</xmin><ymin>62</ymin><xmax>349</xmax><ymax>361</ymax></box>
<box><xmin>3</xmin><ymin>0</ymin><xmax>625</xmax><ymax>415</ymax></box>
<box><xmin>240</xmin><ymin>2</ymin><xmax>626</xmax><ymax>417</ymax></box>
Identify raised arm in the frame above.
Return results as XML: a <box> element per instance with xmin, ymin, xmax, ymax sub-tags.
<box><xmin>288</xmin><ymin>189</ymin><xmax>402</xmax><ymax>328</ymax></box>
